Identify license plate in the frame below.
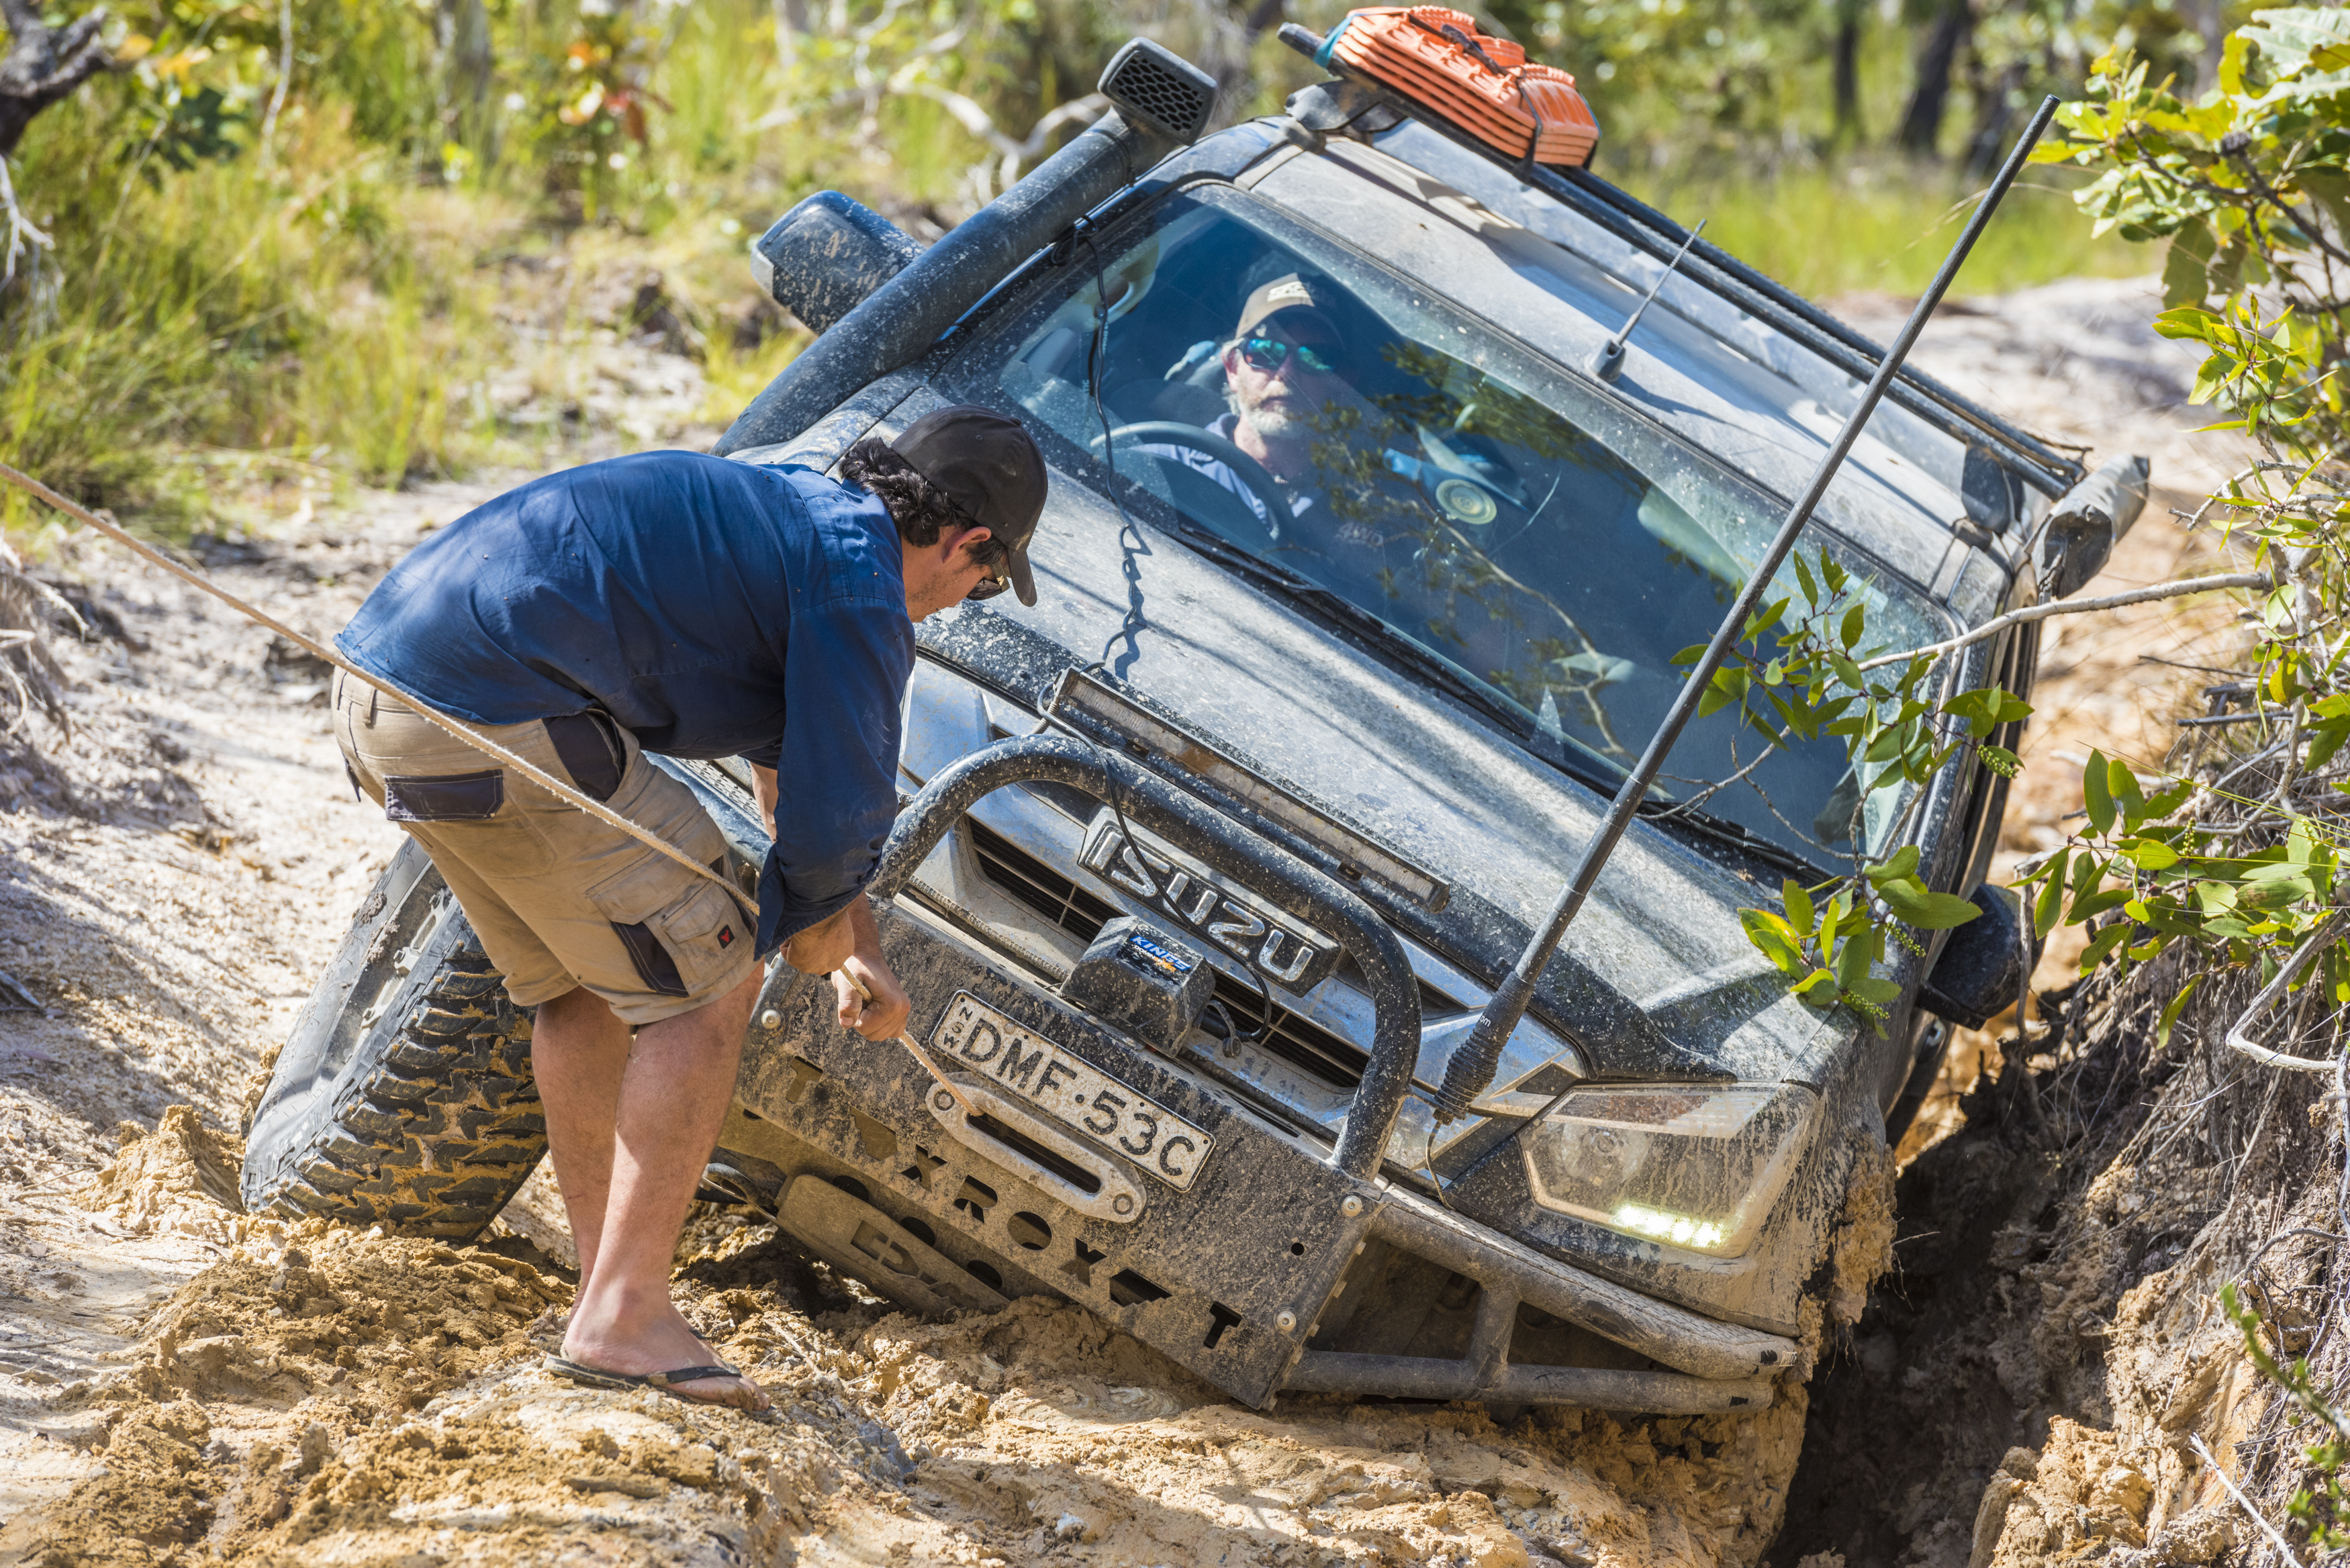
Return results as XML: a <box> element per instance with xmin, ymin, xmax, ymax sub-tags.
<box><xmin>931</xmin><ymin>992</ymin><xmax>1215</xmax><ymax>1191</ymax></box>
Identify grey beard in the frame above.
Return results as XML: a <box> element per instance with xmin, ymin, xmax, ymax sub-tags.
<box><xmin>1246</xmin><ymin>403</ymin><xmax>1304</xmax><ymax>440</ymax></box>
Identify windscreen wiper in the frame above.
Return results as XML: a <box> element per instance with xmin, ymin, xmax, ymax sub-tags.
<box><xmin>1169</xmin><ymin>523</ymin><xmax>1828</xmax><ymax>879</ymax></box>
<box><xmin>1631</xmin><ymin>798</ymin><xmax>1826</xmax><ymax>881</ymax></box>
<box><xmin>1169</xmin><ymin>524</ymin><xmax>1576</xmax><ymax>750</ymax></box>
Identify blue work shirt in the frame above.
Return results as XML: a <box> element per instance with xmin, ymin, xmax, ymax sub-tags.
<box><xmin>336</xmin><ymin>451</ymin><xmax>913</xmax><ymax>952</ymax></box>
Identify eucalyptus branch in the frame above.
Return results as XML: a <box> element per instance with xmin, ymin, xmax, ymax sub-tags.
<box><xmin>1856</xmin><ymin>573</ymin><xmax>2273</xmax><ymax>671</ymax></box>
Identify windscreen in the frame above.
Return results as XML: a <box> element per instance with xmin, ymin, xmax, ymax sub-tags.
<box><xmin>944</xmin><ymin>186</ymin><xmax>1944</xmax><ymax>868</ymax></box>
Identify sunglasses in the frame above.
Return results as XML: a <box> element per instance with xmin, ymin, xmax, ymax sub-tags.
<box><xmin>966</xmin><ymin>571</ymin><xmax>1012</xmax><ymax>602</ymax></box>
<box><xmin>1239</xmin><ymin>334</ymin><xmax>1344</xmax><ymax>376</ymax></box>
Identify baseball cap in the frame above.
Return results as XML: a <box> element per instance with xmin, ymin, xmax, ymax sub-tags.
<box><xmin>890</xmin><ymin>405</ymin><xmax>1049</xmax><ymax>607</ymax></box>
<box><xmin>1234</xmin><ymin>273</ymin><xmax>1342</xmax><ymax>344</ymax></box>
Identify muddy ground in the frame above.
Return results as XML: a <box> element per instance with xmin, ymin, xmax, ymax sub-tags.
<box><xmin>0</xmin><ymin>273</ymin><xmax>2308</xmax><ymax>1567</ymax></box>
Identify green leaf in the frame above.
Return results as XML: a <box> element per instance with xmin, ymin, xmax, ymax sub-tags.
<box><xmin>2143</xmin><ymin>780</ymin><xmax>2196</xmax><ymax>821</ymax></box>
<box><xmin>2079</xmin><ymin>921</ymin><xmax>2133</xmax><ymax>973</ymax></box>
<box><xmin>1846</xmin><ymin>975</ymin><xmax>1903</xmax><ymax>1006</ymax></box>
<box><xmin>1879</xmin><ymin>885</ymin><xmax>1986</xmax><ymax>930</ymax></box>
<box><xmin>2124</xmin><ymin>837</ymin><xmax>2181</xmax><ymax>871</ymax></box>
<box><xmin>2157</xmin><ymin>975</ymin><xmax>2203</xmax><ymax>1048</ymax></box>
<box><xmin>2153</xmin><ymin>304</ymin><xmax>2225</xmax><ymax>342</ymax></box>
<box><xmin>2071</xmin><ymin>849</ymin><xmax>2106</xmax><ymax>903</ymax></box>
<box><xmin>2069</xmin><ymin>886</ymin><xmax>2137</xmax><ymax>924</ymax></box>
<box><xmin>1783</xmin><ymin>878</ymin><xmax>1814</xmax><ymax>932</ymax></box>
<box><xmin>1740</xmin><ymin>908</ymin><xmax>1807</xmax><ymax>975</ymax></box>
<box><xmin>1838</xmin><ymin>603</ymin><xmax>1865</xmax><ymax>648</ymax></box>
<box><xmin>1792</xmin><ymin>551</ymin><xmax>1818</xmax><ymax>607</ymax></box>
<box><xmin>2164</xmin><ymin>219</ymin><xmax>2217</xmax><ymax>308</ymax></box>
<box><xmin>2220</xmin><ymin>28</ymin><xmax>2249</xmax><ymax>94</ymax></box>
<box><xmin>2034</xmin><ymin>850</ymin><xmax>2070</xmax><ymax>938</ymax></box>
<box><xmin>2083</xmin><ymin>749</ymin><xmax>2117</xmax><ymax>836</ymax></box>
<box><xmin>2109</xmin><ymin>755</ymin><xmax>2146</xmax><ymax>826</ymax></box>
<box><xmin>1866</xmin><ymin>846</ymin><xmax>1922</xmax><ymax>887</ymax></box>
<box><xmin>1834</xmin><ymin>928</ymin><xmax>1875</xmax><ymax>991</ymax></box>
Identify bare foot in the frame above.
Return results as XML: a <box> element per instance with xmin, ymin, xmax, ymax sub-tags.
<box><xmin>564</xmin><ymin>1289</ymin><xmax>770</xmax><ymax>1412</ymax></box>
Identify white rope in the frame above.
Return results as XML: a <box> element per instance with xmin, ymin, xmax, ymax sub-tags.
<box><xmin>2224</xmin><ymin>910</ymin><xmax>2350</xmax><ymax>1074</ymax></box>
<box><xmin>2188</xmin><ymin>1434</ymin><xmax>2308</xmax><ymax>1568</ymax></box>
<box><xmin>0</xmin><ymin>460</ymin><xmax>749</xmax><ymax>912</ymax></box>
<box><xmin>1855</xmin><ymin>571</ymin><xmax>2273</xmax><ymax>673</ymax></box>
<box><xmin>1</xmin><ymin>459</ymin><xmax>981</xmax><ymax>1095</ymax></box>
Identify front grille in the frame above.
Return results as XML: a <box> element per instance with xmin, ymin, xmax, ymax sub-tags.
<box><xmin>964</xmin><ymin>818</ymin><xmax>1370</xmax><ymax>1089</ymax></box>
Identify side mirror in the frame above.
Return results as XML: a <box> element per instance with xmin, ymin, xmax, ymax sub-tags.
<box><xmin>2038</xmin><ymin>453</ymin><xmax>2151</xmax><ymax>600</ymax></box>
<box><xmin>749</xmin><ymin>191</ymin><xmax>923</xmax><ymax>338</ymax></box>
<box><xmin>1918</xmin><ymin>883</ymin><xmax>2035</xmax><ymax>1030</ymax></box>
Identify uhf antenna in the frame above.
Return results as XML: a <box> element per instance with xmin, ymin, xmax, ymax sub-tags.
<box><xmin>1589</xmin><ymin>218</ymin><xmax>1705</xmax><ymax>383</ymax></box>
<box><xmin>1433</xmin><ymin>95</ymin><xmax>2062</xmax><ymax>1125</ymax></box>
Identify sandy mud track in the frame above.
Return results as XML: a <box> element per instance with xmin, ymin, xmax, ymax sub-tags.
<box><xmin>0</xmin><ymin>276</ymin><xmax>2248</xmax><ymax>1567</ymax></box>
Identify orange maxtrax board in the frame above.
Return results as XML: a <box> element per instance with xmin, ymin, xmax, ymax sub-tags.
<box><xmin>1321</xmin><ymin>7</ymin><xmax>1599</xmax><ymax>169</ymax></box>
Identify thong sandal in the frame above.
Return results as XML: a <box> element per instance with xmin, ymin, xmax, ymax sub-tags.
<box><xmin>544</xmin><ymin>1354</ymin><xmax>763</xmax><ymax>1408</ymax></box>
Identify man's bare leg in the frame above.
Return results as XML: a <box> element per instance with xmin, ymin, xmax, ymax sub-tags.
<box><xmin>538</xmin><ymin>969</ymin><xmax>768</xmax><ymax>1409</ymax></box>
<box><xmin>530</xmin><ymin>986</ymin><xmax>632</xmax><ymax>1283</ymax></box>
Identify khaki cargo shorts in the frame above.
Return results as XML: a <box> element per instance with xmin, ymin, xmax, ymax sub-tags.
<box><xmin>331</xmin><ymin>669</ymin><xmax>761</xmax><ymax>1026</ymax></box>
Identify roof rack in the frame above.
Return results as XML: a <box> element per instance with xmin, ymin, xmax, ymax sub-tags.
<box><xmin>1274</xmin><ymin>21</ymin><xmax>2085</xmax><ymax>497</ymax></box>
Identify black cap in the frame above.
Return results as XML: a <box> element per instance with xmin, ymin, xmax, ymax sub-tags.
<box><xmin>890</xmin><ymin>405</ymin><xmax>1049</xmax><ymax>607</ymax></box>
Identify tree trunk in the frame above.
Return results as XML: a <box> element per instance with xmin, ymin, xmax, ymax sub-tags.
<box><xmin>1963</xmin><ymin>60</ymin><xmax>2025</xmax><ymax>175</ymax></box>
<box><xmin>772</xmin><ymin>0</ymin><xmax>809</xmax><ymax>73</ymax></box>
<box><xmin>1832</xmin><ymin>0</ymin><xmax>1863</xmax><ymax>141</ymax></box>
<box><xmin>0</xmin><ymin>0</ymin><xmax>116</xmax><ymax>161</ymax></box>
<box><xmin>436</xmin><ymin>0</ymin><xmax>494</xmax><ymax>154</ymax></box>
<box><xmin>1897</xmin><ymin>0</ymin><xmax>1972</xmax><ymax>158</ymax></box>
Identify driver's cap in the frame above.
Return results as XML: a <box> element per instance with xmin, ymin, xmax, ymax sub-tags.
<box><xmin>890</xmin><ymin>405</ymin><xmax>1049</xmax><ymax>607</ymax></box>
<box><xmin>1235</xmin><ymin>273</ymin><xmax>1340</xmax><ymax>343</ymax></box>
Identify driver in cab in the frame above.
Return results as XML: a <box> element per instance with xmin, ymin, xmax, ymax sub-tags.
<box><xmin>1139</xmin><ymin>274</ymin><xmax>1387</xmax><ymax>543</ymax></box>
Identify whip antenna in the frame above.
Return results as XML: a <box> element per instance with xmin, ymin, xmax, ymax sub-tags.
<box><xmin>1433</xmin><ymin>95</ymin><xmax>2061</xmax><ymax>1124</ymax></box>
<box><xmin>1590</xmin><ymin>217</ymin><xmax>1705</xmax><ymax>382</ymax></box>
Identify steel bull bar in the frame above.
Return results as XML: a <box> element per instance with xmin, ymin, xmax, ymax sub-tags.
<box><xmin>745</xmin><ymin>734</ymin><xmax>1793</xmax><ymax>1411</ymax></box>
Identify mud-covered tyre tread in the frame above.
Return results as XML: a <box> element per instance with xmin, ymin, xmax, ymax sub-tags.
<box><xmin>247</xmin><ymin>856</ymin><xmax>547</xmax><ymax>1240</ymax></box>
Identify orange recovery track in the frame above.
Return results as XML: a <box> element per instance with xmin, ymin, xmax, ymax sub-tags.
<box><xmin>1316</xmin><ymin>7</ymin><xmax>1599</xmax><ymax>169</ymax></box>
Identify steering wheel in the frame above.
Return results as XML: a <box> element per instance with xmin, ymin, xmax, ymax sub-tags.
<box><xmin>1087</xmin><ymin>421</ymin><xmax>1290</xmax><ymax>545</ymax></box>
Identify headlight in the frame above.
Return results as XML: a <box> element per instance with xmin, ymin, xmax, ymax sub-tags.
<box><xmin>1519</xmin><ymin>1083</ymin><xmax>1818</xmax><ymax>1258</ymax></box>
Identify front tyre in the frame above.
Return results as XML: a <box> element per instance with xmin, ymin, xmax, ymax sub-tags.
<box><xmin>241</xmin><ymin>838</ymin><xmax>548</xmax><ymax>1238</ymax></box>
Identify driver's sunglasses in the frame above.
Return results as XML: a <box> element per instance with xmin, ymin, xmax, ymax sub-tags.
<box><xmin>966</xmin><ymin>570</ymin><xmax>1012</xmax><ymax>602</ymax></box>
<box><xmin>1239</xmin><ymin>334</ymin><xmax>1343</xmax><ymax>376</ymax></box>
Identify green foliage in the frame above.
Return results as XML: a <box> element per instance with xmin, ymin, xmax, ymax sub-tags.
<box><xmin>1707</xmin><ymin>9</ymin><xmax>2350</xmax><ymax>1029</ymax></box>
<box><xmin>1680</xmin><ymin>548</ymin><xmax>2036</xmax><ymax>1023</ymax></box>
<box><xmin>2224</xmin><ymin>1283</ymin><xmax>2350</xmax><ymax>1551</ymax></box>
<box><xmin>2038</xmin><ymin>11</ymin><xmax>2350</xmax><ymax>449</ymax></box>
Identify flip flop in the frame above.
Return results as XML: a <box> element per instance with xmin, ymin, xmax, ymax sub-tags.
<box><xmin>543</xmin><ymin>1354</ymin><xmax>765</xmax><ymax>1408</ymax></box>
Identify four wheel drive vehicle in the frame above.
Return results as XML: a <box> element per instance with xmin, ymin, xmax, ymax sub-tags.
<box><xmin>244</xmin><ymin>34</ymin><xmax>2139</xmax><ymax>1414</ymax></box>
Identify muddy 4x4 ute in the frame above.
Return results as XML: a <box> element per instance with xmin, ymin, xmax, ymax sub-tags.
<box><xmin>245</xmin><ymin>35</ymin><xmax>2142</xmax><ymax>1414</ymax></box>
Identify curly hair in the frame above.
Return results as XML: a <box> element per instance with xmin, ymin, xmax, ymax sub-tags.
<box><xmin>838</xmin><ymin>438</ymin><xmax>1008</xmax><ymax>566</ymax></box>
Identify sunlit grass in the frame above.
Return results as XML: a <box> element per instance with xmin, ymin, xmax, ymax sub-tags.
<box><xmin>1621</xmin><ymin>166</ymin><xmax>2145</xmax><ymax>301</ymax></box>
<box><xmin>0</xmin><ymin>0</ymin><xmax>2166</xmax><ymax>548</ymax></box>
<box><xmin>0</xmin><ymin>99</ymin><xmax>516</xmax><ymax>535</ymax></box>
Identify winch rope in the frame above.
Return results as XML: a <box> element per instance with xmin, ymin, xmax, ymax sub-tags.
<box><xmin>0</xmin><ymin>460</ymin><xmax>752</xmax><ymax>912</ymax></box>
<box><xmin>0</xmin><ymin>460</ymin><xmax>970</xmax><ymax>1086</ymax></box>
<box><xmin>0</xmin><ymin>461</ymin><xmax>970</xmax><ymax>1085</ymax></box>
<box><xmin>841</xmin><ymin>971</ymin><xmax>982</xmax><ymax>1120</ymax></box>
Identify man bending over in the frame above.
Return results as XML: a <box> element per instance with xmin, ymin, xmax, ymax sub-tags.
<box><xmin>332</xmin><ymin>407</ymin><xmax>1048</xmax><ymax>1410</ymax></box>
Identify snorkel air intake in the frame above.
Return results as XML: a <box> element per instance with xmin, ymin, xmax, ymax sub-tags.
<box><xmin>714</xmin><ymin>40</ymin><xmax>1218</xmax><ymax>456</ymax></box>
